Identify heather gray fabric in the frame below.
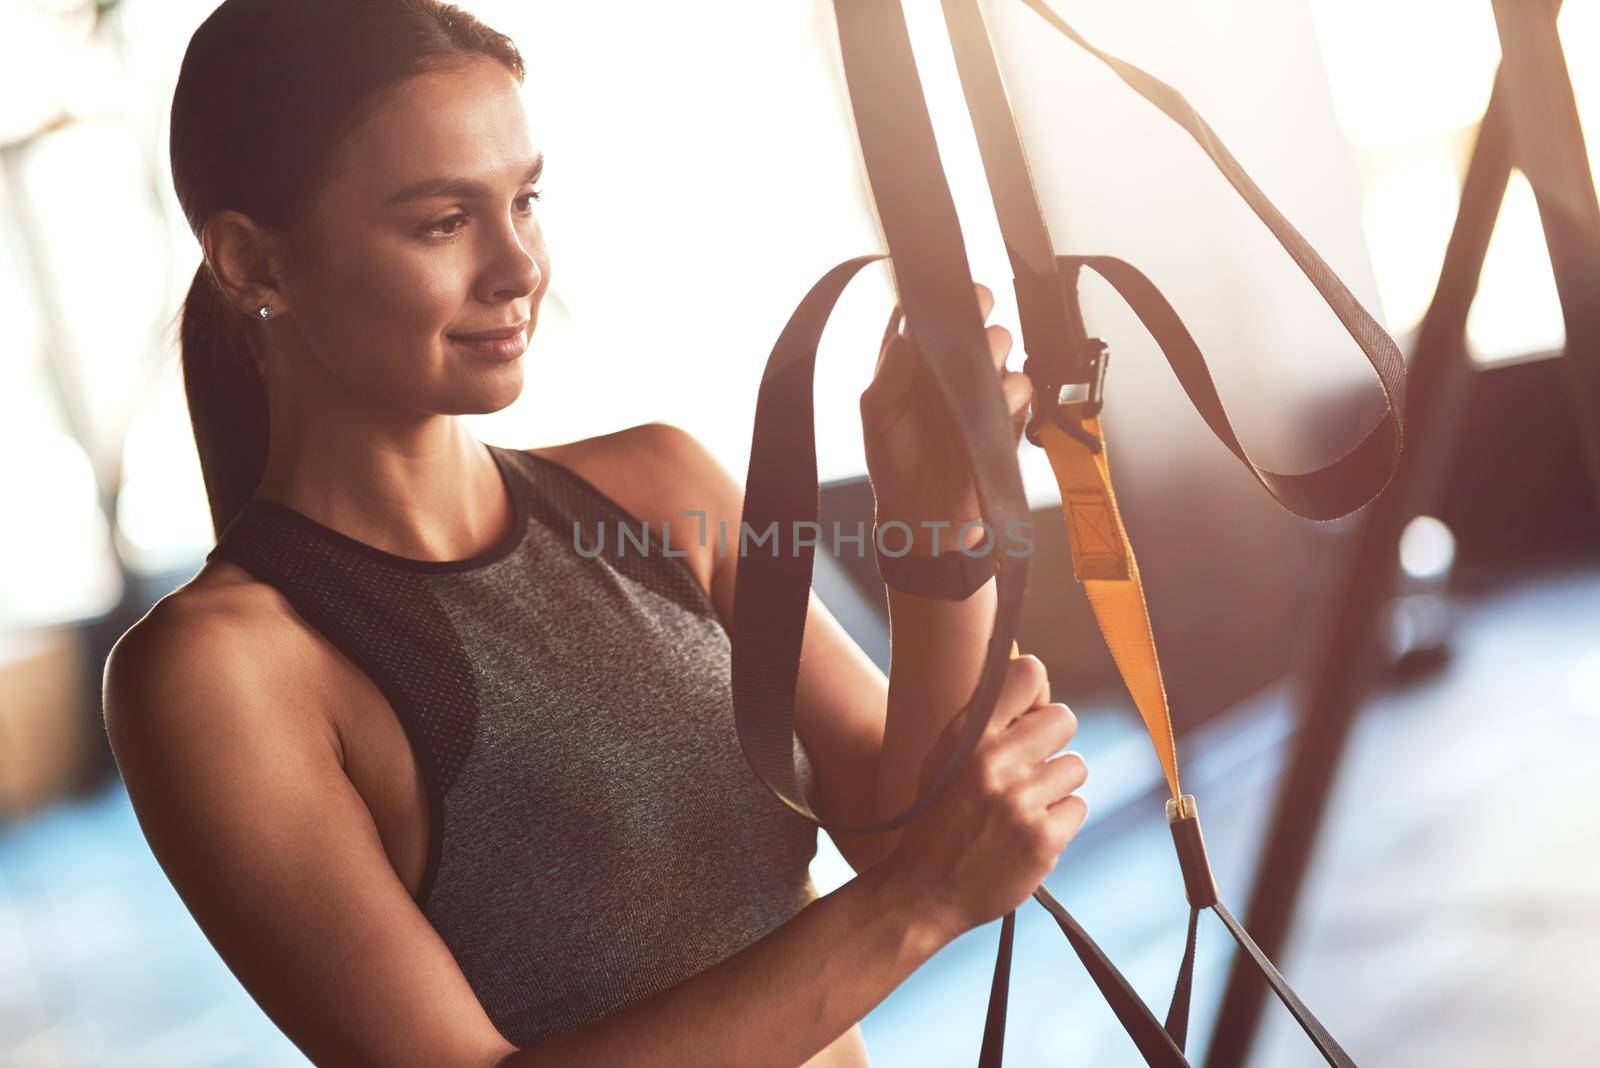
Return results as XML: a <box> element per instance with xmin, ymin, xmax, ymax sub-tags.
<box><xmin>206</xmin><ymin>441</ymin><xmax>820</xmax><ymax>1049</ymax></box>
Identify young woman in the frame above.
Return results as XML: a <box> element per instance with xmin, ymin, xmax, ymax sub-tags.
<box><xmin>102</xmin><ymin>2</ymin><xmax>1090</xmax><ymax>1064</ymax></box>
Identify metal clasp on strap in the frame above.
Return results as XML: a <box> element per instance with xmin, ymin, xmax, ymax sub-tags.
<box><xmin>1024</xmin><ymin>338</ymin><xmax>1110</xmax><ymax>452</ymax></box>
<box><xmin>1165</xmin><ymin>793</ymin><xmax>1220</xmax><ymax>910</ymax></box>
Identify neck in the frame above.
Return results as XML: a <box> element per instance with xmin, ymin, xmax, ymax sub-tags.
<box><xmin>256</xmin><ymin>370</ymin><xmax>511</xmax><ymax>564</ymax></box>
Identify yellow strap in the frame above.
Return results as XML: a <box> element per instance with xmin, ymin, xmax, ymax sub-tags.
<box><xmin>1037</xmin><ymin>414</ymin><xmax>1182</xmax><ymax>801</ymax></box>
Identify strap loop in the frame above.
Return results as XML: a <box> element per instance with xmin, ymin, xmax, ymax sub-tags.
<box><xmin>732</xmin><ymin>1</ymin><xmax>1389</xmax><ymax>1062</ymax></box>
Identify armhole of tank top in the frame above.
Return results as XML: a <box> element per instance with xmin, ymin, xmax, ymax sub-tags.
<box><xmin>513</xmin><ymin>449</ymin><xmax>820</xmax><ymax>818</ymax></box>
<box><xmin>513</xmin><ymin>448</ymin><xmax>729</xmax><ymax>634</ymax></box>
<box><xmin>205</xmin><ymin>550</ymin><xmax>451</xmax><ymax>912</ymax></box>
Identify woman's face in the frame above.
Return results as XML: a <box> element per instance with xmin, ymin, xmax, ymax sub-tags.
<box><xmin>274</xmin><ymin>58</ymin><xmax>550</xmax><ymax>417</ymax></box>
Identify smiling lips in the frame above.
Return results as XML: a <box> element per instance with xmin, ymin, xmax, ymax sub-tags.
<box><xmin>449</xmin><ymin>320</ymin><xmax>529</xmax><ymax>361</ymax></box>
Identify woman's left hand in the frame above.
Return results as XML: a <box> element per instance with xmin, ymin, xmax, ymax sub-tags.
<box><xmin>860</xmin><ymin>282</ymin><xmax>1033</xmax><ymax>541</ymax></box>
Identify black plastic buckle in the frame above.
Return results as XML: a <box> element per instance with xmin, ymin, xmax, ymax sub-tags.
<box><xmin>1024</xmin><ymin>338</ymin><xmax>1110</xmax><ymax>452</ymax></box>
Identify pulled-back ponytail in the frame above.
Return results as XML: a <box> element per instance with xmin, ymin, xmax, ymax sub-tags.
<box><xmin>170</xmin><ymin>0</ymin><xmax>524</xmax><ymax>538</ymax></box>
<box><xmin>180</xmin><ymin>265</ymin><xmax>269</xmax><ymax>539</ymax></box>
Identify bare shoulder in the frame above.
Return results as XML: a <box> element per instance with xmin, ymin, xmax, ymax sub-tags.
<box><xmin>527</xmin><ymin>422</ymin><xmax>743</xmax><ymax>605</ymax></box>
<box><xmin>102</xmin><ymin>562</ymin><xmax>512</xmax><ymax>1066</ymax></box>
<box><xmin>102</xmin><ymin>560</ymin><xmax>337</xmax><ymax>776</ymax></box>
<box><xmin>528</xmin><ymin>421</ymin><xmax>731</xmax><ymax>523</ymax></box>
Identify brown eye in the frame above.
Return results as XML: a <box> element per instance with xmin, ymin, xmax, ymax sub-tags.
<box><xmin>424</xmin><ymin>212</ymin><xmax>469</xmax><ymax>238</ymax></box>
<box><xmin>514</xmin><ymin>187</ymin><xmax>543</xmax><ymax>213</ymax></box>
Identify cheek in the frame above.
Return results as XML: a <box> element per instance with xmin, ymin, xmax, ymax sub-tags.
<box><xmin>362</xmin><ymin>252</ymin><xmax>462</xmax><ymax>341</ymax></box>
<box><xmin>291</xmin><ymin>235</ymin><xmax>467</xmax><ymax>374</ymax></box>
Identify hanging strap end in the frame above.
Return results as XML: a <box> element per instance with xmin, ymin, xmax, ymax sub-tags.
<box><xmin>1166</xmin><ymin>794</ymin><xmax>1220</xmax><ymax>910</ymax></box>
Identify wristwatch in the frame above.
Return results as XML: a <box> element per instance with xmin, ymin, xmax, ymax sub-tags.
<box><xmin>874</xmin><ymin>528</ymin><xmax>997</xmax><ymax>601</ymax></box>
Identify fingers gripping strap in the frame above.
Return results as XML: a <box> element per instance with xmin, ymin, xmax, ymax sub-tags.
<box><xmin>731</xmin><ymin>0</ymin><xmax>1037</xmax><ymax>834</ymax></box>
<box><xmin>730</xmin><ymin>254</ymin><xmax>1028</xmax><ymax>833</ymax></box>
<box><xmin>735</xmin><ymin>0</ymin><xmax>1376</xmax><ymax>1061</ymax></box>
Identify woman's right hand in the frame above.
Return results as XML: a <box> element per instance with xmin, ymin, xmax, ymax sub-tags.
<box><xmin>880</xmin><ymin>654</ymin><xmax>1089</xmax><ymax>941</ymax></box>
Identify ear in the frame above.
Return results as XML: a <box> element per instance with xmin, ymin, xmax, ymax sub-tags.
<box><xmin>201</xmin><ymin>210</ymin><xmax>291</xmax><ymax>318</ymax></box>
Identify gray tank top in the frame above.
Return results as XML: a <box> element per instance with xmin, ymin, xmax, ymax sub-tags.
<box><xmin>205</xmin><ymin>441</ymin><xmax>819</xmax><ymax>1048</ymax></box>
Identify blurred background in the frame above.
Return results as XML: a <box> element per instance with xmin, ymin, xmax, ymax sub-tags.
<box><xmin>1</xmin><ymin>0</ymin><xmax>1596</xmax><ymax>1064</ymax></box>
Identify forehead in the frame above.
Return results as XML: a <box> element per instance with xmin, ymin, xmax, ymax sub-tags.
<box><xmin>324</xmin><ymin>59</ymin><xmax>535</xmax><ymax>200</ymax></box>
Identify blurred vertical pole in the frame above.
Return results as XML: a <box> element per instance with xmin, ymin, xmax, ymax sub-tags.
<box><xmin>1202</xmin><ymin>80</ymin><xmax>1515</xmax><ymax>1068</ymax></box>
<box><xmin>1207</xmin><ymin>0</ymin><xmax>1600</xmax><ymax>1061</ymax></box>
<box><xmin>1489</xmin><ymin>0</ymin><xmax>1600</xmax><ymax>505</ymax></box>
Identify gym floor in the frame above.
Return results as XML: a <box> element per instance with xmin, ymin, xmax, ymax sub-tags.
<box><xmin>2</xmin><ymin>557</ymin><xmax>1596</xmax><ymax>1067</ymax></box>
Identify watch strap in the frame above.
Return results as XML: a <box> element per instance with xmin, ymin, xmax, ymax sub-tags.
<box><xmin>875</xmin><ymin>530</ymin><xmax>997</xmax><ymax>600</ymax></box>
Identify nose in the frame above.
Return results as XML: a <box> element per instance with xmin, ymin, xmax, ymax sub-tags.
<box><xmin>479</xmin><ymin>218</ymin><xmax>542</xmax><ymax>305</ymax></box>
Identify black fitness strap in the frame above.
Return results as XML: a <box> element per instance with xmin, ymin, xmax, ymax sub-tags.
<box><xmin>941</xmin><ymin>1</ymin><xmax>1373</xmax><ymax>1060</ymax></box>
<box><xmin>732</xmin><ymin>0</ymin><xmax>1032</xmax><ymax>836</ymax></box>
<box><xmin>732</xmin><ymin>1</ymin><xmax>1394</xmax><ymax>1063</ymax></box>
<box><xmin>946</xmin><ymin>0</ymin><xmax>1405</xmax><ymax>520</ymax></box>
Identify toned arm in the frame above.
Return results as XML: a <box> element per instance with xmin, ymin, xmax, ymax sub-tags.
<box><xmin>499</xmin><ymin>861</ymin><xmax>939</xmax><ymax>1067</ymax></box>
<box><xmin>103</xmin><ymin>593</ymin><xmax>518</xmax><ymax>1068</ymax></box>
<box><xmin>105</xmin><ymin>569</ymin><xmax>952</xmax><ymax>1066</ymax></box>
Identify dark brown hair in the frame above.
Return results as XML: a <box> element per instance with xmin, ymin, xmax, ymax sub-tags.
<box><xmin>171</xmin><ymin>0</ymin><xmax>524</xmax><ymax>537</ymax></box>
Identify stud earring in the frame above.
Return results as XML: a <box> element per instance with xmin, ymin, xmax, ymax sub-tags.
<box><xmin>257</xmin><ymin>305</ymin><xmax>275</xmax><ymax>320</ymax></box>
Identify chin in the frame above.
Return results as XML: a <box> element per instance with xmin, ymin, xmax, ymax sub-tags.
<box><xmin>472</xmin><ymin>369</ymin><xmax>527</xmax><ymax>413</ymax></box>
<box><xmin>419</xmin><ymin>370</ymin><xmax>523</xmax><ymax>417</ymax></box>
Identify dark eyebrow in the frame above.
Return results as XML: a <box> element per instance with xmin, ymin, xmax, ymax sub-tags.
<box><xmin>385</xmin><ymin>153</ymin><xmax>544</xmax><ymax>206</ymax></box>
